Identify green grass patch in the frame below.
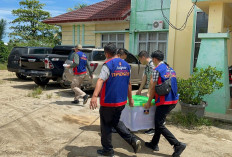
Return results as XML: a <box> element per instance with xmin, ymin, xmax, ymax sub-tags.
<box><xmin>0</xmin><ymin>63</ymin><xmax>7</xmax><ymax>70</ymax></box>
<box><xmin>27</xmin><ymin>86</ymin><xmax>43</xmax><ymax>98</ymax></box>
<box><xmin>46</xmin><ymin>93</ymin><xmax>53</xmax><ymax>99</ymax></box>
<box><xmin>0</xmin><ymin>80</ymin><xmax>5</xmax><ymax>84</ymax></box>
<box><xmin>167</xmin><ymin>111</ymin><xmax>213</xmax><ymax>129</ymax></box>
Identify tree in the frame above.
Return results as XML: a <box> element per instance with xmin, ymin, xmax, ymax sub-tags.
<box><xmin>0</xmin><ymin>19</ymin><xmax>7</xmax><ymax>41</ymax></box>
<box><xmin>9</xmin><ymin>0</ymin><xmax>61</xmax><ymax>47</ymax></box>
<box><xmin>67</xmin><ymin>3</ymin><xmax>87</xmax><ymax>12</ymax></box>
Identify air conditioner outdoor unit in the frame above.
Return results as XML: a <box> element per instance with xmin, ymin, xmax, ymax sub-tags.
<box><xmin>153</xmin><ymin>20</ymin><xmax>164</xmax><ymax>30</ymax></box>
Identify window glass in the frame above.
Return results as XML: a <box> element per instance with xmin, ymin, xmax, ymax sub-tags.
<box><xmin>193</xmin><ymin>12</ymin><xmax>208</xmax><ymax>68</ymax></box>
<box><xmin>102</xmin><ymin>34</ymin><xmax>108</xmax><ymax>41</ymax></box>
<box><xmin>148</xmin><ymin>42</ymin><xmax>157</xmax><ymax>54</ymax></box>
<box><xmin>11</xmin><ymin>48</ymin><xmax>27</xmax><ymax>55</ymax></box>
<box><xmin>125</xmin><ymin>54</ymin><xmax>138</xmax><ymax>64</ymax></box>
<box><xmin>138</xmin><ymin>32</ymin><xmax>168</xmax><ymax>60</ymax></box>
<box><xmin>139</xmin><ymin>33</ymin><xmax>146</xmax><ymax>41</ymax></box>
<box><xmin>92</xmin><ymin>51</ymin><xmax>106</xmax><ymax>61</ymax></box>
<box><xmin>149</xmin><ymin>33</ymin><xmax>156</xmax><ymax>40</ymax></box>
<box><xmin>30</xmin><ymin>49</ymin><xmax>46</xmax><ymax>54</ymax></box>
<box><xmin>118</xmin><ymin>34</ymin><xmax>124</xmax><ymax>41</ymax></box>
<box><xmin>109</xmin><ymin>34</ymin><xmax>116</xmax><ymax>41</ymax></box>
<box><xmin>101</xmin><ymin>34</ymin><xmax>125</xmax><ymax>48</ymax></box>
<box><xmin>159</xmin><ymin>33</ymin><xmax>167</xmax><ymax>40</ymax></box>
<box><xmin>139</xmin><ymin>43</ymin><xmax>146</xmax><ymax>52</ymax></box>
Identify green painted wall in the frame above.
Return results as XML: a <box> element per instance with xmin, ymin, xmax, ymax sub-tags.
<box><xmin>197</xmin><ymin>33</ymin><xmax>230</xmax><ymax>114</ymax></box>
<box><xmin>129</xmin><ymin>0</ymin><xmax>170</xmax><ymax>54</ymax></box>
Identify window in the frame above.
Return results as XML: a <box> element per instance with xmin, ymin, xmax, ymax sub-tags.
<box><xmin>193</xmin><ymin>12</ymin><xmax>208</xmax><ymax>68</ymax></box>
<box><xmin>101</xmin><ymin>34</ymin><xmax>125</xmax><ymax>48</ymax></box>
<box><xmin>92</xmin><ymin>51</ymin><xmax>106</xmax><ymax>61</ymax></box>
<box><xmin>125</xmin><ymin>53</ymin><xmax>138</xmax><ymax>64</ymax></box>
<box><xmin>138</xmin><ymin>32</ymin><xmax>168</xmax><ymax>60</ymax></box>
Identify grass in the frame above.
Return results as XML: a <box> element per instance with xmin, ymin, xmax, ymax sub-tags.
<box><xmin>27</xmin><ymin>86</ymin><xmax>43</xmax><ymax>98</ymax></box>
<box><xmin>46</xmin><ymin>93</ymin><xmax>53</xmax><ymax>99</ymax></box>
<box><xmin>167</xmin><ymin>111</ymin><xmax>214</xmax><ymax>129</ymax></box>
<box><xmin>0</xmin><ymin>80</ymin><xmax>4</xmax><ymax>84</ymax></box>
<box><xmin>0</xmin><ymin>63</ymin><xmax>7</xmax><ymax>70</ymax></box>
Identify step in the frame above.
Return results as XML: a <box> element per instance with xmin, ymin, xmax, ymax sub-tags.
<box><xmin>226</xmin><ymin>108</ymin><xmax>232</xmax><ymax>115</ymax></box>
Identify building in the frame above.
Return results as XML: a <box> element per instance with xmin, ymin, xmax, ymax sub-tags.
<box><xmin>44</xmin><ymin>0</ymin><xmax>232</xmax><ymax>115</ymax></box>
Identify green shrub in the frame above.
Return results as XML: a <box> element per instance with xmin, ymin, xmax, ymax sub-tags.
<box><xmin>167</xmin><ymin>111</ymin><xmax>213</xmax><ymax>129</ymax></box>
<box><xmin>177</xmin><ymin>66</ymin><xmax>223</xmax><ymax>105</ymax></box>
<box><xmin>27</xmin><ymin>86</ymin><xmax>43</xmax><ymax>98</ymax></box>
<box><xmin>0</xmin><ymin>63</ymin><xmax>7</xmax><ymax>70</ymax></box>
<box><xmin>0</xmin><ymin>41</ymin><xmax>9</xmax><ymax>63</ymax></box>
<box><xmin>46</xmin><ymin>93</ymin><xmax>53</xmax><ymax>99</ymax></box>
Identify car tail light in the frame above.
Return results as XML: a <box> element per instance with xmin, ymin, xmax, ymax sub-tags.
<box><xmin>90</xmin><ymin>63</ymin><xmax>98</xmax><ymax>72</ymax></box>
<box><xmin>45</xmin><ymin>58</ymin><xmax>54</xmax><ymax>69</ymax></box>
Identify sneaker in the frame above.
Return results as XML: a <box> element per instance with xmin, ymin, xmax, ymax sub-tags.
<box><xmin>144</xmin><ymin>129</ymin><xmax>155</xmax><ymax>135</ymax></box>
<box><xmin>131</xmin><ymin>138</ymin><xmax>141</xmax><ymax>154</ymax></box>
<box><xmin>83</xmin><ymin>94</ymin><xmax>90</xmax><ymax>104</ymax></box>
<box><xmin>172</xmin><ymin>142</ymin><xmax>186</xmax><ymax>157</ymax></box>
<box><xmin>71</xmin><ymin>100</ymin><xmax>79</xmax><ymax>104</ymax></box>
<box><xmin>145</xmin><ymin>142</ymin><xmax>159</xmax><ymax>151</ymax></box>
<box><xmin>97</xmin><ymin>149</ymin><xmax>114</xmax><ymax>156</ymax></box>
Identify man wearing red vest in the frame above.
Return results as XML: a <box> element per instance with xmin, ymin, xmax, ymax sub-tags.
<box><xmin>144</xmin><ymin>50</ymin><xmax>186</xmax><ymax>157</ymax></box>
<box><xmin>90</xmin><ymin>43</ymin><xmax>141</xmax><ymax>156</ymax></box>
<box><xmin>66</xmin><ymin>44</ymin><xmax>92</xmax><ymax>105</ymax></box>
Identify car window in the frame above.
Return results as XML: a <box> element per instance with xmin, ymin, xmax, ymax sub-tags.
<box><xmin>10</xmin><ymin>48</ymin><xmax>28</xmax><ymax>55</ymax></box>
<box><xmin>92</xmin><ymin>51</ymin><xmax>106</xmax><ymax>61</ymax></box>
<box><xmin>29</xmin><ymin>49</ymin><xmax>47</xmax><ymax>54</ymax></box>
<box><xmin>52</xmin><ymin>49</ymin><xmax>73</xmax><ymax>55</ymax></box>
<box><xmin>125</xmin><ymin>54</ymin><xmax>138</xmax><ymax>64</ymax></box>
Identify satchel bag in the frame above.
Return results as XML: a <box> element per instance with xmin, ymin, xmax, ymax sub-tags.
<box><xmin>155</xmin><ymin>68</ymin><xmax>172</xmax><ymax>96</ymax></box>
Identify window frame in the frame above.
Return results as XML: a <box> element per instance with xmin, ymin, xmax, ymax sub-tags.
<box><xmin>101</xmin><ymin>33</ymin><xmax>125</xmax><ymax>48</ymax></box>
<box><xmin>192</xmin><ymin>11</ymin><xmax>208</xmax><ymax>68</ymax></box>
<box><xmin>137</xmin><ymin>32</ymin><xmax>168</xmax><ymax>60</ymax></box>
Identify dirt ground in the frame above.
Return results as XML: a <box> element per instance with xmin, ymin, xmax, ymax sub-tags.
<box><xmin>0</xmin><ymin>70</ymin><xmax>232</xmax><ymax>157</ymax></box>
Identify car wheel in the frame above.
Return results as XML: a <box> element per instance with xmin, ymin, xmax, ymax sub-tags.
<box><xmin>32</xmin><ymin>77</ymin><xmax>49</xmax><ymax>86</ymax></box>
<box><xmin>15</xmin><ymin>72</ymin><xmax>27</xmax><ymax>80</ymax></box>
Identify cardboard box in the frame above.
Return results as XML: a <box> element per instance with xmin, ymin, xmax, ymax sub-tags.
<box><xmin>120</xmin><ymin>95</ymin><xmax>156</xmax><ymax>131</ymax></box>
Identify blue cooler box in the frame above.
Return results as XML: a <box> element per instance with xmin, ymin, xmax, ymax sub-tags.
<box><xmin>120</xmin><ymin>95</ymin><xmax>156</xmax><ymax>131</ymax></box>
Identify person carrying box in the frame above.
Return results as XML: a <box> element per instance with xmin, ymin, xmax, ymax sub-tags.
<box><xmin>144</xmin><ymin>50</ymin><xmax>186</xmax><ymax>157</ymax></box>
<box><xmin>137</xmin><ymin>50</ymin><xmax>156</xmax><ymax>135</ymax></box>
<box><xmin>89</xmin><ymin>43</ymin><xmax>141</xmax><ymax>156</ymax></box>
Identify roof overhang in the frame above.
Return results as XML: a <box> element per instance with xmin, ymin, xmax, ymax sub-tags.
<box><xmin>193</xmin><ymin>0</ymin><xmax>232</xmax><ymax>28</ymax></box>
<box><xmin>45</xmin><ymin>19</ymin><xmax>130</xmax><ymax>26</ymax></box>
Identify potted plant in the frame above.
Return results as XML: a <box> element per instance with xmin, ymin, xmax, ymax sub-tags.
<box><xmin>177</xmin><ymin>66</ymin><xmax>223</xmax><ymax>117</ymax></box>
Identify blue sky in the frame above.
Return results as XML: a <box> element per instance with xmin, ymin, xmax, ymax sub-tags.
<box><xmin>0</xmin><ymin>0</ymin><xmax>102</xmax><ymax>43</ymax></box>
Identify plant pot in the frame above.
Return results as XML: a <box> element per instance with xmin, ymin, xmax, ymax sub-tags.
<box><xmin>179</xmin><ymin>101</ymin><xmax>208</xmax><ymax>118</ymax></box>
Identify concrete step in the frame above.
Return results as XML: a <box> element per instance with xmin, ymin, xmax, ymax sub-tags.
<box><xmin>227</xmin><ymin>109</ymin><xmax>232</xmax><ymax>115</ymax></box>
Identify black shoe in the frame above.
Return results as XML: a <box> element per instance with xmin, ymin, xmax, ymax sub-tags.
<box><xmin>131</xmin><ymin>138</ymin><xmax>141</xmax><ymax>154</ymax></box>
<box><xmin>145</xmin><ymin>142</ymin><xmax>159</xmax><ymax>151</ymax></box>
<box><xmin>111</xmin><ymin>128</ymin><xmax>117</xmax><ymax>133</ymax></box>
<box><xmin>144</xmin><ymin>129</ymin><xmax>155</xmax><ymax>135</ymax></box>
<box><xmin>83</xmin><ymin>95</ymin><xmax>90</xmax><ymax>104</ymax></box>
<box><xmin>97</xmin><ymin>149</ymin><xmax>114</xmax><ymax>156</ymax></box>
<box><xmin>172</xmin><ymin>142</ymin><xmax>186</xmax><ymax>157</ymax></box>
<box><xmin>71</xmin><ymin>100</ymin><xmax>79</xmax><ymax>104</ymax></box>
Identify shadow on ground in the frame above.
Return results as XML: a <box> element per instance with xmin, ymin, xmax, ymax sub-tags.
<box><xmin>11</xmin><ymin>82</ymin><xmax>66</xmax><ymax>91</ymax></box>
<box><xmin>78</xmin><ymin>124</ymin><xmax>171</xmax><ymax>157</ymax></box>
<box><xmin>3</xmin><ymin>77</ymin><xmax>32</xmax><ymax>82</ymax></box>
<box><xmin>65</xmin><ymin>145</ymin><xmax>135</xmax><ymax>157</ymax></box>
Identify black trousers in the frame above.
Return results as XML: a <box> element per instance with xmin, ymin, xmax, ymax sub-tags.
<box><xmin>151</xmin><ymin>104</ymin><xmax>179</xmax><ymax>146</ymax></box>
<box><xmin>100</xmin><ymin>105</ymin><xmax>135</xmax><ymax>151</ymax></box>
